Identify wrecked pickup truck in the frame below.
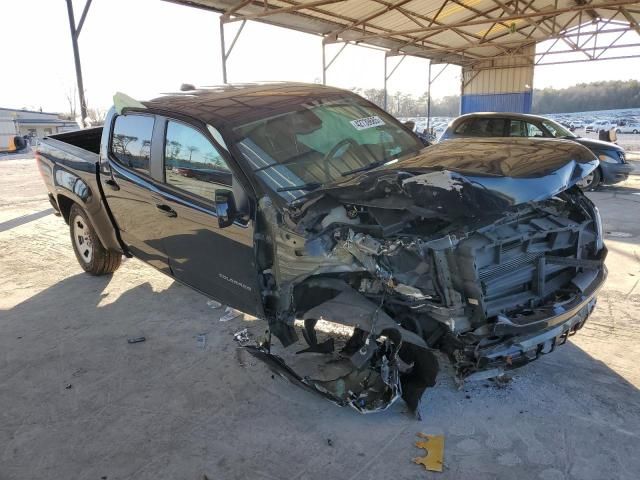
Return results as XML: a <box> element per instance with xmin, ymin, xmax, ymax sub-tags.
<box><xmin>36</xmin><ymin>83</ymin><xmax>606</xmax><ymax>414</ymax></box>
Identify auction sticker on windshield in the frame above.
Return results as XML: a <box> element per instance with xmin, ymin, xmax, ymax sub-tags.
<box><xmin>350</xmin><ymin>116</ymin><xmax>385</xmax><ymax>130</ymax></box>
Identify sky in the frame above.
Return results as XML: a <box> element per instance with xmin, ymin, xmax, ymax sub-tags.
<box><xmin>1</xmin><ymin>0</ymin><xmax>640</xmax><ymax>114</ymax></box>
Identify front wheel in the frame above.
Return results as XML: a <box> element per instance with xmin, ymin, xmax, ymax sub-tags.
<box><xmin>634</xmin><ymin>129</ymin><xmax>638</xmax><ymax>134</ymax></box>
<box><xmin>69</xmin><ymin>204</ymin><xmax>121</xmax><ymax>275</ymax></box>
<box><xmin>577</xmin><ymin>167</ymin><xmax>601</xmax><ymax>192</ymax></box>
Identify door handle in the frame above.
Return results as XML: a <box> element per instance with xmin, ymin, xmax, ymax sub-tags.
<box><xmin>105</xmin><ymin>178</ymin><xmax>120</xmax><ymax>191</ymax></box>
<box><xmin>156</xmin><ymin>204</ymin><xmax>177</xmax><ymax>218</ymax></box>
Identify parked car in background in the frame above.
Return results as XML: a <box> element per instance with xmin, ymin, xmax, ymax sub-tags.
<box><xmin>586</xmin><ymin>120</ymin><xmax>614</xmax><ymax>133</ymax></box>
<box><xmin>616</xmin><ymin>123</ymin><xmax>640</xmax><ymax>134</ymax></box>
<box><xmin>440</xmin><ymin>112</ymin><xmax>632</xmax><ymax>190</ymax></box>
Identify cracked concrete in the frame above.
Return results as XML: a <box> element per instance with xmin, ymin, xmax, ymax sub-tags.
<box><xmin>1</xmin><ymin>157</ymin><xmax>639</xmax><ymax>479</ymax></box>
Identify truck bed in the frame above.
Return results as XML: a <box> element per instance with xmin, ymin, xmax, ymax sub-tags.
<box><xmin>36</xmin><ymin>126</ymin><xmax>123</xmax><ymax>254</ymax></box>
<box><xmin>48</xmin><ymin>127</ymin><xmax>103</xmax><ymax>155</ymax></box>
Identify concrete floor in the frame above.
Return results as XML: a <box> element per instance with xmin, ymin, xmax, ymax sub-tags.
<box><xmin>1</xmin><ymin>157</ymin><xmax>639</xmax><ymax>480</ymax></box>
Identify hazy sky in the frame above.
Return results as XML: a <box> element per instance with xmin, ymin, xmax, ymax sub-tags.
<box><xmin>2</xmin><ymin>0</ymin><xmax>640</xmax><ymax>113</ymax></box>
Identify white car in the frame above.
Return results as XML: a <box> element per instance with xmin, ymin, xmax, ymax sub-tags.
<box><xmin>616</xmin><ymin>123</ymin><xmax>640</xmax><ymax>134</ymax></box>
<box><xmin>586</xmin><ymin>120</ymin><xmax>614</xmax><ymax>133</ymax></box>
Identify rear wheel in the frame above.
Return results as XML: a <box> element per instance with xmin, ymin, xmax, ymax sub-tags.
<box><xmin>577</xmin><ymin>167</ymin><xmax>601</xmax><ymax>191</ymax></box>
<box><xmin>69</xmin><ymin>204</ymin><xmax>121</xmax><ymax>275</ymax></box>
<box><xmin>634</xmin><ymin>129</ymin><xmax>638</xmax><ymax>134</ymax></box>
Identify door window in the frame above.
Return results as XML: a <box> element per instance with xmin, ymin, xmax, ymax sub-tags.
<box><xmin>509</xmin><ymin>120</ymin><xmax>528</xmax><ymax>137</ymax></box>
<box><xmin>164</xmin><ymin>121</ymin><xmax>231</xmax><ymax>202</ymax></box>
<box><xmin>111</xmin><ymin>114</ymin><xmax>155</xmax><ymax>175</ymax></box>
<box><xmin>526</xmin><ymin>123</ymin><xmax>544</xmax><ymax>137</ymax></box>
<box><xmin>455</xmin><ymin>117</ymin><xmax>506</xmax><ymax>137</ymax></box>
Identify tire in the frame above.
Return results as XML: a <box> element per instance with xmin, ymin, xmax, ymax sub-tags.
<box><xmin>69</xmin><ymin>204</ymin><xmax>121</xmax><ymax>275</ymax></box>
<box><xmin>634</xmin><ymin>129</ymin><xmax>638</xmax><ymax>134</ymax></box>
<box><xmin>577</xmin><ymin>167</ymin><xmax>601</xmax><ymax>192</ymax></box>
<box><xmin>616</xmin><ymin>129</ymin><xmax>621</xmax><ymax>134</ymax></box>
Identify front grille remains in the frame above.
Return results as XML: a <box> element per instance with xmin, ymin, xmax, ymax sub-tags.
<box><xmin>454</xmin><ymin>205</ymin><xmax>596</xmax><ymax>320</ymax></box>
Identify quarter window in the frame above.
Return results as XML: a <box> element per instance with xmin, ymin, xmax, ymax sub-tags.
<box><xmin>509</xmin><ymin>120</ymin><xmax>528</xmax><ymax>137</ymax></box>
<box><xmin>164</xmin><ymin>121</ymin><xmax>231</xmax><ymax>201</ymax></box>
<box><xmin>111</xmin><ymin>114</ymin><xmax>155</xmax><ymax>175</ymax></box>
<box><xmin>526</xmin><ymin>123</ymin><xmax>544</xmax><ymax>137</ymax></box>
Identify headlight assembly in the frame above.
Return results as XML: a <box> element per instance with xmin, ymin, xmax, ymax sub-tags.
<box><xmin>598</xmin><ymin>152</ymin><xmax>620</xmax><ymax>163</ymax></box>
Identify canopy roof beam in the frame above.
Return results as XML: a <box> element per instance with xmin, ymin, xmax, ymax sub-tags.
<box><xmin>336</xmin><ymin>1</ymin><xmax>640</xmax><ymax>43</ymax></box>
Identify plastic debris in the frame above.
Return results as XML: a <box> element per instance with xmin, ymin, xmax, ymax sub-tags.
<box><xmin>65</xmin><ymin>384</ymin><xmax>73</xmax><ymax>390</ymax></box>
<box><xmin>196</xmin><ymin>334</ymin><xmax>207</xmax><ymax>349</ymax></box>
<box><xmin>220</xmin><ymin>306</ymin><xmax>244</xmax><ymax>322</ymax></box>
<box><xmin>113</xmin><ymin>92</ymin><xmax>147</xmax><ymax>114</ymax></box>
<box><xmin>207</xmin><ymin>299</ymin><xmax>222</xmax><ymax>309</ymax></box>
<box><xmin>127</xmin><ymin>336</ymin><xmax>146</xmax><ymax>344</ymax></box>
<box><xmin>233</xmin><ymin>328</ymin><xmax>250</xmax><ymax>345</ymax></box>
<box><xmin>413</xmin><ymin>433</ymin><xmax>444</xmax><ymax>472</ymax></box>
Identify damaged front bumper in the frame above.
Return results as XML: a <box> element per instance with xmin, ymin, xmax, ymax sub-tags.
<box><xmin>454</xmin><ymin>257</ymin><xmax>607</xmax><ymax>382</ymax></box>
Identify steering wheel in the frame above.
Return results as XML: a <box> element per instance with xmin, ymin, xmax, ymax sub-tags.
<box><xmin>322</xmin><ymin>138</ymin><xmax>359</xmax><ymax>181</ymax></box>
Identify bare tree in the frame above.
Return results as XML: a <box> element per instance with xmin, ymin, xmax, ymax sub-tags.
<box><xmin>65</xmin><ymin>86</ymin><xmax>77</xmax><ymax>120</ymax></box>
<box><xmin>87</xmin><ymin>107</ymin><xmax>107</xmax><ymax>125</ymax></box>
<box><xmin>186</xmin><ymin>145</ymin><xmax>199</xmax><ymax>162</ymax></box>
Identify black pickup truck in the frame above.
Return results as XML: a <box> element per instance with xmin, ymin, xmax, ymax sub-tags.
<box><xmin>37</xmin><ymin>83</ymin><xmax>607</xmax><ymax>414</ymax></box>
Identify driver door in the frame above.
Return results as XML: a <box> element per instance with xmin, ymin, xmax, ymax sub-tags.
<box><xmin>154</xmin><ymin>119</ymin><xmax>262</xmax><ymax>316</ymax></box>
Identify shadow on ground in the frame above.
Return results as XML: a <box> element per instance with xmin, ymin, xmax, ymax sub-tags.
<box><xmin>1</xmin><ymin>272</ymin><xmax>640</xmax><ymax>480</ymax></box>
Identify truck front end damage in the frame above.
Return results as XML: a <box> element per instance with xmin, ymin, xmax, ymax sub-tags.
<box><xmin>249</xmin><ymin>140</ymin><xmax>606</xmax><ymax>414</ymax></box>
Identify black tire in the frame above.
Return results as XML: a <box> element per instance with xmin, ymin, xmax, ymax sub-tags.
<box><xmin>616</xmin><ymin>129</ymin><xmax>621</xmax><ymax>134</ymax></box>
<box><xmin>69</xmin><ymin>204</ymin><xmax>121</xmax><ymax>275</ymax></box>
<box><xmin>634</xmin><ymin>129</ymin><xmax>638</xmax><ymax>134</ymax></box>
<box><xmin>578</xmin><ymin>167</ymin><xmax>601</xmax><ymax>192</ymax></box>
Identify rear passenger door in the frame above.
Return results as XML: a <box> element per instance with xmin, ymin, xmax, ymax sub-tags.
<box><xmin>102</xmin><ymin>113</ymin><xmax>170</xmax><ymax>273</ymax></box>
<box><xmin>154</xmin><ymin>119</ymin><xmax>262</xmax><ymax>315</ymax></box>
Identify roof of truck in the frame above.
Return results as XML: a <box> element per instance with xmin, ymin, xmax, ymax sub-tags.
<box><xmin>142</xmin><ymin>82</ymin><xmax>354</xmax><ymax>128</ymax></box>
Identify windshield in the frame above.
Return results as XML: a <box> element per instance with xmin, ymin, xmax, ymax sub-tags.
<box><xmin>542</xmin><ymin>119</ymin><xmax>576</xmax><ymax>138</ymax></box>
<box><xmin>233</xmin><ymin>96</ymin><xmax>423</xmax><ymax>201</ymax></box>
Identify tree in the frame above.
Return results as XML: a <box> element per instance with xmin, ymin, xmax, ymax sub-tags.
<box><xmin>186</xmin><ymin>145</ymin><xmax>199</xmax><ymax>162</ymax></box>
<box><xmin>65</xmin><ymin>86</ymin><xmax>77</xmax><ymax>120</ymax></box>
<box><xmin>532</xmin><ymin>80</ymin><xmax>640</xmax><ymax>114</ymax></box>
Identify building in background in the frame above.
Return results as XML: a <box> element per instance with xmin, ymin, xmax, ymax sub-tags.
<box><xmin>0</xmin><ymin>107</ymin><xmax>78</xmax><ymax>152</ymax></box>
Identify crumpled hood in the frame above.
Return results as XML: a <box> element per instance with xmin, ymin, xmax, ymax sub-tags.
<box><xmin>299</xmin><ymin>138</ymin><xmax>599</xmax><ymax>217</ymax></box>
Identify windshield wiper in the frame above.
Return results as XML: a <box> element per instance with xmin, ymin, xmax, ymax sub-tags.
<box><xmin>277</xmin><ymin>182</ymin><xmax>321</xmax><ymax>192</ymax></box>
<box><xmin>341</xmin><ymin>159</ymin><xmax>388</xmax><ymax>177</ymax></box>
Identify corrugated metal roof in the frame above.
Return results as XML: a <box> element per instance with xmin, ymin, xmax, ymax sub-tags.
<box><xmin>164</xmin><ymin>0</ymin><xmax>640</xmax><ymax>66</ymax></box>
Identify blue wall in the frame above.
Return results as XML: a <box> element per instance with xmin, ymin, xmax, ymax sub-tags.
<box><xmin>460</xmin><ymin>91</ymin><xmax>532</xmax><ymax>114</ymax></box>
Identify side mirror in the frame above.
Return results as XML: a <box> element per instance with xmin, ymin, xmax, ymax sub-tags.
<box><xmin>215</xmin><ymin>188</ymin><xmax>237</xmax><ymax>228</ymax></box>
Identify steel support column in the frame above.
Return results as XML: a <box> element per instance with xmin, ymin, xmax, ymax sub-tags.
<box><xmin>426</xmin><ymin>62</ymin><xmax>448</xmax><ymax>133</ymax></box>
<box><xmin>426</xmin><ymin>61</ymin><xmax>432</xmax><ymax>133</ymax></box>
<box><xmin>220</xmin><ymin>18</ymin><xmax>247</xmax><ymax>84</ymax></box>
<box><xmin>383</xmin><ymin>53</ymin><xmax>405</xmax><ymax>111</ymax></box>
<box><xmin>65</xmin><ymin>0</ymin><xmax>92</xmax><ymax>127</ymax></box>
<box><xmin>321</xmin><ymin>40</ymin><xmax>348</xmax><ymax>85</ymax></box>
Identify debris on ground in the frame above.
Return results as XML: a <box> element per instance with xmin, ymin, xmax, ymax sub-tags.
<box><xmin>220</xmin><ymin>306</ymin><xmax>244</xmax><ymax>322</ymax></box>
<box><xmin>72</xmin><ymin>368</ymin><xmax>87</xmax><ymax>377</ymax></box>
<box><xmin>127</xmin><ymin>336</ymin><xmax>146</xmax><ymax>344</ymax></box>
<box><xmin>327</xmin><ymin>439</ymin><xmax>333</xmax><ymax>447</ymax></box>
<box><xmin>233</xmin><ymin>328</ymin><xmax>250</xmax><ymax>345</ymax></box>
<box><xmin>206</xmin><ymin>299</ymin><xmax>222</xmax><ymax>309</ymax></box>
<box><xmin>65</xmin><ymin>384</ymin><xmax>73</xmax><ymax>390</ymax></box>
<box><xmin>196</xmin><ymin>333</ymin><xmax>207</xmax><ymax>349</ymax></box>
<box><xmin>413</xmin><ymin>433</ymin><xmax>444</xmax><ymax>472</ymax></box>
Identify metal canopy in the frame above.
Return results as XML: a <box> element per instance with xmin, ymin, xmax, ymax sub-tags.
<box><xmin>167</xmin><ymin>0</ymin><xmax>640</xmax><ymax>66</ymax></box>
